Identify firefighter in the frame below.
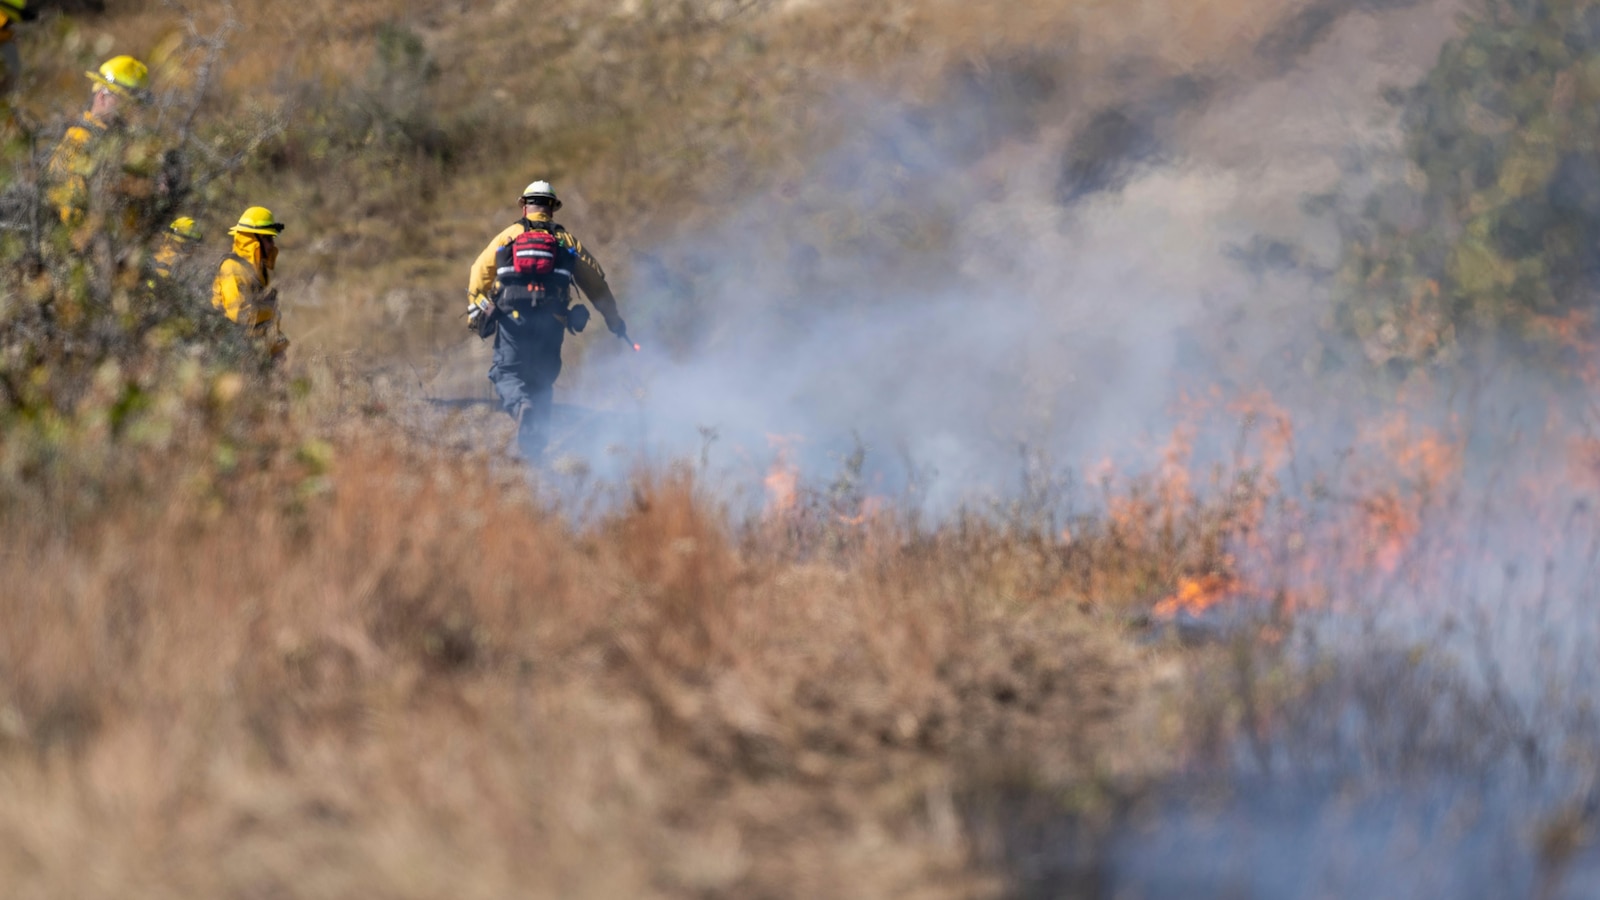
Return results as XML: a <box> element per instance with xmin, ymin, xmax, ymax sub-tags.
<box><xmin>0</xmin><ymin>0</ymin><xmax>34</xmax><ymax>101</ymax></box>
<box><xmin>45</xmin><ymin>54</ymin><xmax>174</xmax><ymax>247</ymax></box>
<box><xmin>467</xmin><ymin>180</ymin><xmax>628</xmax><ymax>460</ymax></box>
<box><xmin>213</xmin><ymin>206</ymin><xmax>289</xmax><ymax>359</ymax></box>
<box><xmin>0</xmin><ymin>1</ymin><xmax>34</xmax><ymax>195</ymax></box>
<box><xmin>148</xmin><ymin>215</ymin><xmax>201</xmax><ymax>285</ymax></box>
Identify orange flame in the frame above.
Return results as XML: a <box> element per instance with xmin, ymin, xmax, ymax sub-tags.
<box><xmin>1343</xmin><ymin>413</ymin><xmax>1463</xmax><ymax>573</ymax></box>
<box><xmin>1569</xmin><ymin>437</ymin><xmax>1600</xmax><ymax>494</ymax></box>
<box><xmin>1227</xmin><ymin>390</ymin><xmax>1295</xmax><ymax>475</ymax></box>
<box><xmin>764</xmin><ymin>434</ymin><xmax>801</xmax><ymax>517</ymax></box>
<box><xmin>836</xmin><ymin>496</ymin><xmax>885</xmax><ymax>527</ymax></box>
<box><xmin>1153</xmin><ymin>574</ymin><xmax>1240</xmax><ymax>619</ymax></box>
<box><xmin>1359</xmin><ymin>490</ymin><xmax>1420</xmax><ymax>574</ymax></box>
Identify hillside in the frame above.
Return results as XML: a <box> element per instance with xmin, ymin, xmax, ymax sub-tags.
<box><xmin>10</xmin><ymin>0</ymin><xmax>1600</xmax><ymax>897</ymax></box>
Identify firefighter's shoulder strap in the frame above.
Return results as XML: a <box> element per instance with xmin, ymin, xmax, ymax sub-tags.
<box><xmin>517</xmin><ymin>217</ymin><xmax>568</xmax><ymax>239</ymax></box>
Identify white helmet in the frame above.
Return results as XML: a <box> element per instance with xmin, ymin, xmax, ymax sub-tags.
<box><xmin>520</xmin><ymin>180</ymin><xmax>561</xmax><ymax>210</ymax></box>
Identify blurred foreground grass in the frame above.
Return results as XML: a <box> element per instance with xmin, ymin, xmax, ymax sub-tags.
<box><xmin>0</xmin><ymin>401</ymin><xmax>1219</xmax><ymax>897</ymax></box>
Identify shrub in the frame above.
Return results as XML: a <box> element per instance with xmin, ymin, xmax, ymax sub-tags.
<box><xmin>0</xmin><ymin>32</ymin><xmax>285</xmax><ymax>513</ymax></box>
<box><xmin>1333</xmin><ymin>0</ymin><xmax>1600</xmax><ymax>374</ymax></box>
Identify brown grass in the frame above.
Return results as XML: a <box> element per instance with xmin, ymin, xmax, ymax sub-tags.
<box><xmin>17</xmin><ymin>0</ymin><xmax>1327</xmax><ymax>363</ymax></box>
<box><xmin>0</xmin><ymin>422</ymin><xmax>1192</xmax><ymax>897</ymax></box>
<box><xmin>0</xmin><ymin>1</ymin><xmax>1446</xmax><ymax>893</ymax></box>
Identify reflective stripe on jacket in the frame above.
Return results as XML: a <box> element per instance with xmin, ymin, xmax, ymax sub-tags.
<box><xmin>467</xmin><ymin>211</ymin><xmax>620</xmax><ymax>324</ymax></box>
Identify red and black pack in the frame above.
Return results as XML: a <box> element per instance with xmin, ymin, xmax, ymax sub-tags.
<box><xmin>494</xmin><ymin>220</ymin><xmax>575</xmax><ymax>308</ymax></box>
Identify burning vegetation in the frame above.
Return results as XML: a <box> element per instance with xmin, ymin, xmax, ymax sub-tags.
<box><xmin>9</xmin><ymin>0</ymin><xmax>1600</xmax><ymax>896</ymax></box>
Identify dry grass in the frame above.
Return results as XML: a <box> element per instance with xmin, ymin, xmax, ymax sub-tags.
<box><xmin>10</xmin><ymin>1</ymin><xmax>1561</xmax><ymax>894</ymax></box>
<box><xmin>0</xmin><ymin>426</ymin><xmax>1183</xmax><ymax>898</ymax></box>
<box><xmin>2</xmin><ymin>379</ymin><xmax>1589</xmax><ymax>894</ymax></box>
<box><xmin>15</xmin><ymin>0</ymin><xmax>1332</xmax><ymax>362</ymax></box>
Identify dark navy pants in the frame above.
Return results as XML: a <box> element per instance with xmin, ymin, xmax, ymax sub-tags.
<box><xmin>488</xmin><ymin>307</ymin><xmax>566</xmax><ymax>458</ymax></box>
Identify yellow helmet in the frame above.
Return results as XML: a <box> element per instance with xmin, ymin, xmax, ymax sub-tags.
<box><xmin>228</xmin><ymin>206</ymin><xmax>285</xmax><ymax>236</ymax></box>
<box><xmin>168</xmin><ymin>216</ymin><xmax>203</xmax><ymax>242</ymax></box>
<box><xmin>0</xmin><ymin>0</ymin><xmax>35</xmax><ymax>24</ymax></box>
<box><xmin>86</xmin><ymin>55</ymin><xmax>150</xmax><ymax>100</ymax></box>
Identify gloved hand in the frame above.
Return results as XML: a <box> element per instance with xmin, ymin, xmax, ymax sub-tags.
<box><xmin>606</xmin><ymin>315</ymin><xmax>627</xmax><ymax>339</ymax></box>
<box><xmin>467</xmin><ymin>295</ymin><xmax>496</xmax><ymax>338</ymax></box>
<box><xmin>565</xmin><ymin>303</ymin><xmax>591</xmax><ymax>335</ymax></box>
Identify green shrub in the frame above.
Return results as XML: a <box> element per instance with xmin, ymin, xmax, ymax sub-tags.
<box><xmin>1334</xmin><ymin>0</ymin><xmax>1600</xmax><ymax>373</ymax></box>
<box><xmin>0</xmin><ymin>81</ymin><xmax>281</xmax><ymax>512</ymax></box>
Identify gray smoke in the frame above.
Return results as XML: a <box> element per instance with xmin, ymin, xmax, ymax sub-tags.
<box><xmin>559</xmin><ymin>0</ymin><xmax>1600</xmax><ymax>894</ymax></box>
<box><xmin>557</xmin><ymin>0</ymin><xmax>1462</xmax><ymax>513</ymax></box>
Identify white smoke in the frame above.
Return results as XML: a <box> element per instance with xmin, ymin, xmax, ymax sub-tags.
<box><xmin>559</xmin><ymin>2</ymin><xmax>1600</xmax><ymax>893</ymax></box>
<box><xmin>556</xmin><ymin>0</ymin><xmax>1461</xmax><ymax>513</ymax></box>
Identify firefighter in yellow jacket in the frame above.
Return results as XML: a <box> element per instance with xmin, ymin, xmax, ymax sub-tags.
<box><xmin>45</xmin><ymin>55</ymin><xmax>172</xmax><ymax>247</ymax></box>
<box><xmin>146</xmin><ymin>215</ymin><xmax>201</xmax><ymax>287</ymax></box>
<box><xmin>0</xmin><ymin>0</ymin><xmax>35</xmax><ymax>102</ymax></box>
<box><xmin>467</xmin><ymin>180</ymin><xmax>628</xmax><ymax>459</ymax></box>
<box><xmin>213</xmin><ymin>206</ymin><xmax>289</xmax><ymax>359</ymax></box>
<box><xmin>0</xmin><ymin>1</ymin><xmax>34</xmax><ymax>194</ymax></box>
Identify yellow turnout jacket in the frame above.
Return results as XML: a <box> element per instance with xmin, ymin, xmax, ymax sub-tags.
<box><xmin>466</xmin><ymin>211</ymin><xmax>621</xmax><ymax>327</ymax></box>
<box><xmin>45</xmin><ymin>112</ymin><xmax>107</xmax><ymax>226</ymax></box>
<box><xmin>45</xmin><ymin>111</ymin><xmax>162</xmax><ymax>242</ymax></box>
<box><xmin>213</xmin><ymin>231</ymin><xmax>288</xmax><ymax>356</ymax></box>
<box><xmin>0</xmin><ymin>25</ymin><xmax>19</xmax><ymax>100</ymax></box>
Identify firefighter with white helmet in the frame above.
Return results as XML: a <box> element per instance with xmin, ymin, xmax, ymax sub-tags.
<box><xmin>213</xmin><ymin>206</ymin><xmax>289</xmax><ymax>359</ymax></box>
<box><xmin>466</xmin><ymin>179</ymin><xmax>628</xmax><ymax>460</ymax></box>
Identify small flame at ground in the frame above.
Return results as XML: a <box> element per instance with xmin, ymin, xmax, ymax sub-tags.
<box><xmin>764</xmin><ymin>434</ymin><xmax>801</xmax><ymax>517</ymax></box>
<box><xmin>836</xmin><ymin>496</ymin><xmax>885</xmax><ymax>527</ymax></box>
<box><xmin>1153</xmin><ymin>574</ymin><xmax>1241</xmax><ymax>620</ymax></box>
